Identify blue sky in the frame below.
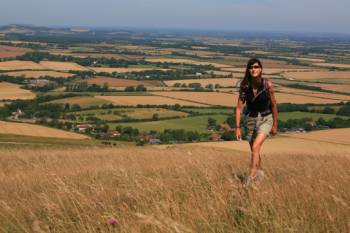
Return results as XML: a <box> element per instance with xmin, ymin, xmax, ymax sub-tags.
<box><xmin>0</xmin><ymin>0</ymin><xmax>349</xmax><ymax>33</ymax></box>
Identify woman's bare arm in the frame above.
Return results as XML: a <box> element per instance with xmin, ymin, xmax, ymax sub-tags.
<box><xmin>267</xmin><ymin>79</ymin><xmax>278</xmax><ymax>135</ymax></box>
<box><xmin>235</xmin><ymin>96</ymin><xmax>244</xmax><ymax>140</ymax></box>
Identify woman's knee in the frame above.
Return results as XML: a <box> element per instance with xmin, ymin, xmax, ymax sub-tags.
<box><xmin>252</xmin><ymin>143</ymin><xmax>261</xmax><ymax>154</ymax></box>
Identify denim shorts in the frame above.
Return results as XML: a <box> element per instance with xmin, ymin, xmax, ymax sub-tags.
<box><xmin>244</xmin><ymin>113</ymin><xmax>273</xmax><ymax>143</ymax></box>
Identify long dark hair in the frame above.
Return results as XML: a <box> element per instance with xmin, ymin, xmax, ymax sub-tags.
<box><xmin>240</xmin><ymin>57</ymin><xmax>263</xmax><ymax>88</ymax></box>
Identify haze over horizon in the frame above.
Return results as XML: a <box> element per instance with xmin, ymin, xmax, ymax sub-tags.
<box><xmin>1</xmin><ymin>0</ymin><xmax>349</xmax><ymax>34</ymax></box>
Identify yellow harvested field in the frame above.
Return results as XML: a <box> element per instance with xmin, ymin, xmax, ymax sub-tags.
<box><xmin>177</xmin><ymin>136</ymin><xmax>350</xmax><ymax>156</ymax></box>
<box><xmin>95</xmin><ymin>95</ymin><xmax>207</xmax><ymax>106</ymax></box>
<box><xmin>275</xmin><ymin>92</ymin><xmax>347</xmax><ymax>104</ymax></box>
<box><xmin>48</xmin><ymin>96</ymin><xmax>111</xmax><ymax>108</ymax></box>
<box><xmin>0</xmin><ymin>60</ymin><xmax>45</xmax><ymax>71</ymax></box>
<box><xmin>284</xmin><ymin>128</ymin><xmax>350</xmax><ymax>145</ymax></box>
<box><xmin>152</xmin><ymin>91</ymin><xmax>238</xmax><ymax>106</ymax></box>
<box><xmin>0</xmin><ymin>45</ymin><xmax>31</xmax><ymax>58</ymax></box>
<box><xmin>164</xmin><ymin>78</ymin><xmax>240</xmax><ymax>87</ymax></box>
<box><xmin>313</xmin><ymin>63</ymin><xmax>350</xmax><ymax>68</ymax></box>
<box><xmin>276</xmin><ymin>87</ymin><xmax>350</xmax><ymax>101</ymax></box>
<box><xmin>0</xmin><ymin>82</ymin><xmax>35</xmax><ymax>100</ymax></box>
<box><xmin>309</xmin><ymin>83</ymin><xmax>350</xmax><ymax>93</ymax></box>
<box><xmin>86</xmin><ymin>77</ymin><xmax>163</xmax><ymax>87</ymax></box>
<box><xmin>222</xmin><ymin>67</ymin><xmax>311</xmax><ymax>74</ymax></box>
<box><xmin>0</xmin><ymin>121</ymin><xmax>89</xmax><ymax>139</ymax></box>
<box><xmin>2</xmin><ymin>70</ymin><xmax>74</xmax><ymax>78</ymax></box>
<box><xmin>145</xmin><ymin>57</ymin><xmax>229</xmax><ymax>68</ymax></box>
<box><xmin>39</xmin><ymin>61</ymin><xmax>90</xmax><ymax>71</ymax></box>
<box><xmin>283</xmin><ymin>71</ymin><xmax>350</xmax><ymax>81</ymax></box>
<box><xmin>90</xmin><ymin>67</ymin><xmax>167</xmax><ymax>73</ymax></box>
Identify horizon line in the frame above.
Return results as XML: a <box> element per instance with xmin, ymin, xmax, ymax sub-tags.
<box><xmin>2</xmin><ymin>23</ymin><xmax>350</xmax><ymax>37</ymax></box>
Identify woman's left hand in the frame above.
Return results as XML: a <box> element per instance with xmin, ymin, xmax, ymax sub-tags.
<box><xmin>271</xmin><ymin>125</ymin><xmax>278</xmax><ymax>135</ymax></box>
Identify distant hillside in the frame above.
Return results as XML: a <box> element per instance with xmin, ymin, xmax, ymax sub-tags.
<box><xmin>0</xmin><ymin>24</ymin><xmax>88</xmax><ymax>36</ymax></box>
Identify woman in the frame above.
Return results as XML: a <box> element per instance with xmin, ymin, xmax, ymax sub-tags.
<box><xmin>235</xmin><ymin>57</ymin><xmax>278</xmax><ymax>187</ymax></box>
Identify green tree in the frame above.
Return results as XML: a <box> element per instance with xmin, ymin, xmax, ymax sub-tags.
<box><xmin>221</xmin><ymin>131</ymin><xmax>234</xmax><ymax>141</ymax></box>
<box><xmin>125</xmin><ymin>86</ymin><xmax>135</xmax><ymax>92</ymax></box>
<box><xmin>136</xmin><ymin>85</ymin><xmax>147</xmax><ymax>92</ymax></box>
<box><xmin>323</xmin><ymin>107</ymin><xmax>335</xmax><ymax>114</ymax></box>
<box><xmin>207</xmin><ymin>117</ymin><xmax>217</xmax><ymax>129</ymax></box>
<box><xmin>152</xmin><ymin>113</ymin><xmax>160</xmax><ymax>121</ymax></box>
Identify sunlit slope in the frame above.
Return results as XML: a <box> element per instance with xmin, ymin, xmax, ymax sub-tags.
<box><xmin>0</xmin><ymin>146</ymin><xmax>348</xmax><ymax>232</ymax></box>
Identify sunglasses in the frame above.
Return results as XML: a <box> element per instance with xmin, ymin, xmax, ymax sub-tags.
<box><xmin>249</xmin><ymin>65</ymin><xmax>261</xmax><ymax>70</ymax></box>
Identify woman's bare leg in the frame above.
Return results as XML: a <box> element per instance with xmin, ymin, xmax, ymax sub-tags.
<box><xmin>249</xmin><ymin>141</ymin><xmax>262</xmax><ymax>170</ymax></box>
<box><xmin>249</xmin><ymin>133</ymin><xmax>267</xmax><ymax>177</ymax></box>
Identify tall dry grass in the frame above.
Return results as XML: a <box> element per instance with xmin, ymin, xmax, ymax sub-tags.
<box><xmin>0</xmin><ymin>146</ymin><xmax>349</xmax><ymax>233</ymax></box>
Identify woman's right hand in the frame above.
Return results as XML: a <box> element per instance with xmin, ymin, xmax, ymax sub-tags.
<box><xmin>235</xmin><ymin>128</ymin><xmax>242</xmax><ymax>141</ymax></box>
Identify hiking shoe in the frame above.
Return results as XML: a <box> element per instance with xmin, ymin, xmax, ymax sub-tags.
<box><xmin>243</xmin><ymin>175</ymin><xmax>257</xmax><ymax>188</ymax></box>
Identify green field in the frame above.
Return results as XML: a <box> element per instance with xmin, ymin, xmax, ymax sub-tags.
<box><xmin>110</xmin><ymin>114</ymin><xmax>229</xmax><ymax>133</ymax></box>
<box><xmin>278</xmin><ymin>111</ymin><xmax>349</xmax><ymax>121</ymax></box>
<box><xmin>73</xmin><ymin>107</ymin><xmax>188</xmax><ymax>121</ymax></box>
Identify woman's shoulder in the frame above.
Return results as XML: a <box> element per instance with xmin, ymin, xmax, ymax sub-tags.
<box><xmin>262</xmin><ymin>77</ymin><xmax>273</xmax><ymax>89</ymax></box>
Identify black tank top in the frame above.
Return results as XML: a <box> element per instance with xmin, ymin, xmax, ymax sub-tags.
<box><xmin>239</xmin><ymin>78</ymin><xmax>272</xmax><ymax>117</ymax></box>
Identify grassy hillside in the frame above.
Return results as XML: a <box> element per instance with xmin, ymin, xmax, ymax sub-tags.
<box><xmin>0</xmin><ymin>146</ymin><xmax>348</xmax><ymax>233</ymax></box>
